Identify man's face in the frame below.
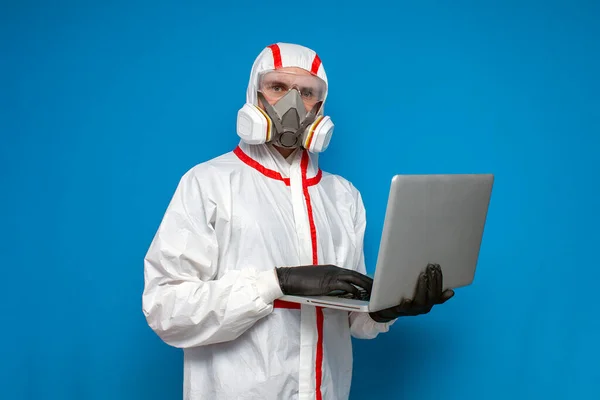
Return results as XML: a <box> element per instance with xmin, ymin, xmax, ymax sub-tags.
<box><xmin>257</xmin><ymin>67</ymin><xmax>326</xmax><ymax>113</ymax></box>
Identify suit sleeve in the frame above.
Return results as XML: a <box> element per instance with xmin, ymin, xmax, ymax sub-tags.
<box><xmin>348</xmin><ymin>187</ymin><xmax>396</xmax><ymax>339</ymax></box>
<box><xmin>142</xmin><ymin>169</ymin><xmax>284</xmax><ymax>349</ymax></box>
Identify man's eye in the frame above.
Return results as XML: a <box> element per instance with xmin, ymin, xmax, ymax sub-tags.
<box><xmin>269</xmin><ymin>85</ymin><xmax>286</xmax><ymax>92</ymax></box>
<box><xmin>301</xmin><ymin>89</ymin><xmax>314</xmax><ymax>98</ymax></box>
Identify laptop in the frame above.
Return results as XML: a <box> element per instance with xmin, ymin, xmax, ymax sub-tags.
<box><xmin>278</xmin><ymin>174</ymin><xmax>495</xmax><ymax>313</ymax></box>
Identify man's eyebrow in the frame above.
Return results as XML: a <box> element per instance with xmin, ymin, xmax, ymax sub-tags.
<box><xmin>264</xmin><ymin>79</ymin><xmax>288</xmax><ymax>85</ymax></box>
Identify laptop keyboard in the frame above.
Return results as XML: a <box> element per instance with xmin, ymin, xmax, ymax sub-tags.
<box><xmin>334</xmin><ymin>289</ymin><xmax>370</xmax><ymax>301</ymax></box>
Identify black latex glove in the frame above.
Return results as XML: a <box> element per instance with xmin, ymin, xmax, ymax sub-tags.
<box><xmin>369</xmin><ymin>263</ymin><xmax>454</xmax><ymax>323</ymax></box>
<box><xmin>276</xmin><ymin>264</ymin><xmax>373</xmax><ymax>298</ymax></box>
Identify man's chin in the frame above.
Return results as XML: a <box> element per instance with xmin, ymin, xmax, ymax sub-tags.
<box><xmin>271</xmin><ymin>145</ymin><xmax>299</xmax><ymax>157</ymax></box>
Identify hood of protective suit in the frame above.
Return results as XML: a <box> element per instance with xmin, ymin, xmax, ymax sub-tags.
<box><xmin>245</xmin><ymin>43</ymin><xmax>329</xmax><ymax>108</ymax></box>
<box><xmin>236</xmin><ymin>43</ymin><xmax>335</xmax><ymax>153</ymax></box>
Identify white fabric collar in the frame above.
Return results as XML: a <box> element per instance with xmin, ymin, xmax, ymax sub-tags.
<box><xmin>236</xmin><ymin>141</ymin><xmax>320</xmax><ymax>180</ymax></box>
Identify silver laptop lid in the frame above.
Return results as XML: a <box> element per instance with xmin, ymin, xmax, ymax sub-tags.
<box><xmin>367</xmin><ymin>174</ymin><xmax>494</xmax><ymax>312</ymax></box>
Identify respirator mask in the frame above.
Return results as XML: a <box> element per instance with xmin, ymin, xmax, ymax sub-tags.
<box><xmin>237</xmin><ymin>70</ymin><xmax>334</xmax><ymax>153</ymax></box>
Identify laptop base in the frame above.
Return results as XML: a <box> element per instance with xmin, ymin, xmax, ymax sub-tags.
<box><xmin>278</xmin><ymin>295</ymin><xmax>370</xmax><ymax>312</ymax></box>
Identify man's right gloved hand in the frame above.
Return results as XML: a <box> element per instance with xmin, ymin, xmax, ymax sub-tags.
<box><xmin>276</xmin><ymin>265</ymin><xmax>373</xmax><ymax>298</ymax></box>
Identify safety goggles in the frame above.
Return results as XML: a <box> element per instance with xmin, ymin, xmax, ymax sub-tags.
<box><xmin>257</xmin><ymin>70</ymin><xmax>327</xmax><ymax>107</ymax></box>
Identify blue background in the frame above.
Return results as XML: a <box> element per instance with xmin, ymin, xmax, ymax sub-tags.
<box><xmin>2</xmin><ymin>0</ymin><xmax>599</xmax><ymax>399</ymax></box>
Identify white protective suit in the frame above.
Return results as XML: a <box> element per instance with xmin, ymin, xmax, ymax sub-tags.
<box><xmin>142</xmin><ymin>43</ymin><xmax>395</xmax><ymax>400</ymax></box>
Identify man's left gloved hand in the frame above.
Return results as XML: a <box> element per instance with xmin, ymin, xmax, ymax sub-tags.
<box><xmin>369</xmin><ymin>263</ymin><xmax>454</xmax><ymax>323</ymax></box>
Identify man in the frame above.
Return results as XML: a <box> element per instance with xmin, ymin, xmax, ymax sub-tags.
<box><xmin>142</xmin><ymin>43</ymin><xmax>453</xmax><ymax>400</ymax></box>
